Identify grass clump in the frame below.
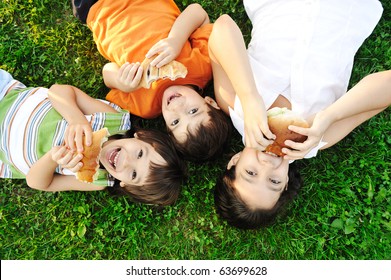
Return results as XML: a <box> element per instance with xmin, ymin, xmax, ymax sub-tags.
<box><xmin>0</xmin><ymin>0</ymin><xmax>390</xmax><ymax>260</ymax></box>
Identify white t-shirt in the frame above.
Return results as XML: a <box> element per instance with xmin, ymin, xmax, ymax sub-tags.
<box><xmin>230</xmin><ymin>0</ymin><xmax>383</xmax><ymax>158</ymax></box>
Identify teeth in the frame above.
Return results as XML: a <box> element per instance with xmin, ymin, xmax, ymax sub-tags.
<box><xmin>113</xmin><ymin>150</ymin><xmax>120</xmax><ymax>167</ymax></box>
<box><xmin>108</xmin><ymin>149</ymin><xmax>120</xmax><ymax>168</ymax></box>
<box><xmin>265</xmin><ymin>151</ymin><xmax>278</xmax><ymax>157</ymax></box>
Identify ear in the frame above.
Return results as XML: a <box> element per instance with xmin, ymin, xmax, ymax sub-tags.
<box><xmin>227</xmin><ymin>152</ymin><xmax>241</xmax><ymax>170</ymax></box>
<box><xmin>134</xmin><ymin>133</ymin><xmax>139</xmax><ymax>139</ymax></box>
<box><xmin>204</xmin><ymin>96</ymin><xmax>220</xmax><ymax>110</ymax></box>
<box><xmin>119</xmin><ymin>182</ymin><xmax>126</xmax><ymax>188</ymax></box>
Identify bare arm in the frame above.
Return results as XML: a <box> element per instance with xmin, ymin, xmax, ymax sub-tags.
<box><xmin>208</xmin><ymin>15</ymin><xmax>274</xmax><ymax>150</ymax></box>
<box><xmin>321</xmin><ymin>70</ymin><xmax>391</xmax><ymax>148</ymax></box>
<box><xmin>48</xmin><ymin>84</ymin><xmax>118</xmax><ymax>116</ymax></box>
<box><xmin>48</xmin><ymin>84</ymin><xmax>118</xmax><ymax>151</ymax></box>
<box><xmin>166</xmin><ymin>3</ymin><xmax>209</xmax><ymax>47</ymax></box>
<box><xmin>284</xmin><ymin>70</ymin><xmax>391</xmax><ymax>159</ymax></box>
<box><xmin>103</xmin><ymin>4</ymin><xmax>209</xmax><ymax>89</ymax></box>
<box><xmin>146</xmin><ymin>3</ymin><xmax>210</xmax><ymax>67</ymax></box>
<box><xmin>26</xmin><ymin>148</ymin><xmax>105</xmax><ymax>192</ymax></box>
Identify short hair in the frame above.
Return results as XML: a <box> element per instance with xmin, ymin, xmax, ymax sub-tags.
<box><xmin>169</xmin><ymin>104</ymin><xmax>232</xmax><ymax>162</ymax></box>
<box><xmin>214</xmin><ymin>161</ymin><xmax>302</xmax><ymax>229</ymax></box>
<box><xmin>107</xmin><ymin>128</ymin><xmax>187</xmax><ymax>206</ymax></box>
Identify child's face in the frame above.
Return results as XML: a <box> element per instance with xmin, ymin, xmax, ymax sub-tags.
<box><xmin>162</xmin><ymin>85</ymin><xmax>219</xmax><ymax>143</ymax></box>
<box><xmin>228</xmin><ymin>147</ymin><xmax>290</xmax><ymax>210</ymax></box>
<box><xmin>100</xmin><ymin>137</ymin><xmax>165</xmax><ymax>186</ymax></box>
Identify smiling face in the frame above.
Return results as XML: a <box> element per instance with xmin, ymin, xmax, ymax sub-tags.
<box><xmin>99</xmin><ymin>137</ymin><xmax>166</xmax><ymax>186</ymax></box>
<box><xmin>228</xmin><ymin>147</ymin><xmax>290</xmax><ymax>210</ymax></box>
<box><xmin>161</xmin><ymin>85</ymin><xmax>220</xmax><ymax>143</ymax></box>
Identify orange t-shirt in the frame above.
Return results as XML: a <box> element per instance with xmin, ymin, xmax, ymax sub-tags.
<box><xmin>87</xmin><ymin>0</ymin><xmax>213</xmax><ymax>119</ymax></box>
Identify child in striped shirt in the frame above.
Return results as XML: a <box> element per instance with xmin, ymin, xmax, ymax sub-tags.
<box><xmin>0</xmin><ymin>69</ymin><xmax>186</xmax><ymax>206</ymax></box>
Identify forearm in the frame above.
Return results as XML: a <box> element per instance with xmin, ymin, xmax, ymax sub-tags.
<box><xmin>48</xmin><ymin>84</ymin><xmax>87</xmax><ymax>125</ymax></box>
<box><xmin>320</xmin><ymin>71</ymin><xmax>391</xmax><ymax>124</ymax></box>
<box><xmin>168</xmin><ymin>3</ymin><xmax>209</xmax><ymax>48</ymax></box>
<box><xmin>209</xmin><ymin>15</ymin><xmax>264</xmax><ymax>107</ymax></box>
<box><xmin>48</xmin><ymin>84</ymin><xmax>117</xmax><ymax>118</ymax></box>
<box><xmin>317</xmin><ymin>71</ymin><xmax>391</xmax><ymax>149</ymax></box>
<box><xmin>26</xmin><ymin>151</ymin><xmax>105</xmax><ymax>192</ymax></box>
<box><xmin>26</xmin><ymin>151</ymin><xmax>58</xmax><ymax>190</ymax></box>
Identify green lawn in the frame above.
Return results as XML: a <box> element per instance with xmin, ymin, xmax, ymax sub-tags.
<box><xmin>0</xmin><ymin>0</ymin><xmax>390</xmax><ymax>260</ymax></box>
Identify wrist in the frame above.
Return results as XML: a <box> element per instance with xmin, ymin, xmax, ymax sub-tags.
<box><xmin>315</xmin><ymin>110</ymin><xmax>334</xmax><ymax>129</ymax></box>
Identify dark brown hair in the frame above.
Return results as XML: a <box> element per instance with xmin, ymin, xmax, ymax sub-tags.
<box><xmin>108</xmin><ymin>128</ymin><xmax>187</xmax><ymax>206</ymax></box>
<box><xmin>214</xmin><ymin>162</ymin><xmax>302</xmax><ymax>229</ymax></box>
<box><xmin>169</xmin><ymin>104</ymin><xmax>232</xmax><ymax>162</ymax></box>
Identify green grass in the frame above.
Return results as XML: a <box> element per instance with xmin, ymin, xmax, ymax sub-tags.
<box><xmin>0</xmin><ymin>0</ymin><xmax>390</xmax><ymax>260</ymax></box>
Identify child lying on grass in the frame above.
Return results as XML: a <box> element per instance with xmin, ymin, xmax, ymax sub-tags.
<box><xmin>72</xmin><ymin>0</ymin><xmax>232</xmax><ymax>162</ymax></box>
<box><xmin>207</xmin><ymin>0</ymin><xmax>389</xmax><ymax>228</ymax></box>
<box><xmin>0</xmin><ymin>69</ymin><xmax>186</xmax><ymax>206</ymax></box>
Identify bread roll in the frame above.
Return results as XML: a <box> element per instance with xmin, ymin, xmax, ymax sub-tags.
<box><xmin>266</xmin><ymin>107</ymin><xmax>309</xmax><ymax>156</ymax></box>
<box><xmin>138</xmin><ymin>55</ymin><xmax>188</xmax><ymax>89</ymax></box>
<box><xmin>76</xmin><ymin>128</ymin><xmax>109</xmax><ymax>183</ymax></box>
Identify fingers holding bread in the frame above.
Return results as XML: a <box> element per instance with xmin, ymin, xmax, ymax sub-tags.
<box><xmin>138</xmin><ymin>54</ymin><xmax>188</xmax><ymax>89</ymax></box>
<box><xmin>76</xmin><ymin>128</ymin><xmax>110</xmax><ymax>183</ymax></box>
<box><xmin>265</xmin><ymin>107</ymin><xmax>309</xmax><ymax>157</ymax></box>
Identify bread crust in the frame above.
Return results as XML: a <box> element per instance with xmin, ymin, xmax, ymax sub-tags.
<box><xmin>265</xmin><ymin>108</ymin><xmax>309</xmax><ymax>156</ymax></box>
<box><xmin>138</xmin><ymin>55</ymin><xmax>188</xmax><ymax>89</ymax></box>
<box><xmin>76</xmin><ymin>128</ymin><xmax>109</xmax><ymax>183</ymax></box>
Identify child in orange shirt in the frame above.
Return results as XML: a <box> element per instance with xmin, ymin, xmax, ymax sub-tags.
<box><xmin>72</xmin><ymin>0</ymin><xmax>231</xmax><ymax>162</ymax></box>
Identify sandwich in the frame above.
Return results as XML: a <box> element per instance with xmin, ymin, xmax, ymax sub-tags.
<box><xmin>266</xmin><ymin>107</ymin><xmax>309</xmax><ymax>156</ymax></box>
<box><xmin>76</xmin><ymin>127</ymin><xmax>109</xmax><ymax>183</ymax></box>
<box><xmin>138</xmin><ymin>54</ymin><xmax>188</xmax><ymax>89</ymax></box>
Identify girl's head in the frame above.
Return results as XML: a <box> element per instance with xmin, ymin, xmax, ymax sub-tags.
<box><xmin>162</xmin><ymin>85</ymin><xmax>232</xmax><ymax>162</ymax></box>
<box><xmin>214</xmin><ymin>147</ymin><xmax>302</xmax><ymax>229</ymax></box>
<box><xmin>102</xmin><ymin>128</ymin><xmax>187</xmax><ymax>206</ymax></box>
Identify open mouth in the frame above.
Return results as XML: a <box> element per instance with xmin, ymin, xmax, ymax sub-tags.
<box><xmin>108</xmin><ymin>148</ymin><xmax>121</xmax><ymax>169</ymax></box>
<box><xmin>264</xmin><ymin>151</ymin><xmax>280</xmax><ymax>157</ymax></box>
<box><xmin>167</xmin><ymin>93</ymin><xmax>181</xmax><ymax>106</ymax></box>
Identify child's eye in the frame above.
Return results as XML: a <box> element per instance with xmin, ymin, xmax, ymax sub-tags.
<box><xmin>137</xmin><ymin>149</ymin><xmax>143</xmax><ymax>159</ymax></box>
<box><xmin>246</xmin><ymin>170</ymin><xmax>257</xmax><ymax>176</ymax></box>
<box><xmin>189</xmin><ymin>108</ymin><xmax>198</xmax><ymax>114</ymax></box>
<box><xmin>171</xmin><ymin>119</ymin><xmax>179</xmax><ymax>126</ymax></box>
<box><xmin>270</xmin><ymin>178</ymin><xmax>281</xmax><ymax>185</ymax></box>
<box><xmin>132</xmin><ymin>170</ymin><xmax>137</xmax><ymax>180</ymax></box>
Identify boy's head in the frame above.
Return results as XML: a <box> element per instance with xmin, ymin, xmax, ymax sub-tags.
<box><xmin>104</xmin><ymin>128</ymin><xmax>187</xmax><ymax>206</ymax></box>
<box><xmin>162</xmin><ymin>85</ymin><xmax>232</xmax><ymax>162</ymax></box>
<box><xmin>214</xmin><ymin>147</ymin><xmax>302</xmax><ymax>229</ymax></box>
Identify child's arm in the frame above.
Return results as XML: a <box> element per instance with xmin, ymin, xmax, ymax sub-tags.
<box><xmin>26</xmin><ymin>146</ymin><xmax>105</xmax><ymax>191</ymax></box>
<box><xmin>208</xmin><ymin>15</ymin><xmax>275</xmax><ymax>150</ymax></box>
<box><xmin>48</xmin><ymin>84</ymin><xmax>118</xmax><ymax>152</ymax></box>
<box><xmin>48</xmin><ymin>84</ymin><xmax>118</xmax><ymax>116</ymax></box>
<box><xmin>103</xmin><ymin>4</ymin><xmax>209</xmax><ymax>91</ymax></box>
<box><xmin>146</xmin><ymin>3</ymin><xmax>210</xmax><ymax>67</ymax></box>
<box><xmin>284</xmin><ymin>70</ymin><xmax>391</xmax><ymax>159</ymax></box>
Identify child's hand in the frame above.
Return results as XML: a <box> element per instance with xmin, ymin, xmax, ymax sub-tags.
<box><xmin>242</xmin><ymin>97</ymin><xmax>275</xmax><ymax>151</ymax></box>
<box><xmin>65</xmin><ymin>123</ymin><xmax>92</xmax><ymax>153</ymax></box>
<box><xmin>51</xmin><ymin>146</ymin><xmax>83</xmax><ymax>173</ymax></box>
<box><xmin>282</xmin><ymin>112</ymin><xmax>331</xmax><ymax>160</ymax></box>
<box><xmin>146</xmin><ymin>37</ymin><xmax>182</xmax><ymax>68</ymax></box>
<box><xmin>116</xmin><ymin>62</ymin><xmax>144</xmax><ymax>92</ymax></box>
